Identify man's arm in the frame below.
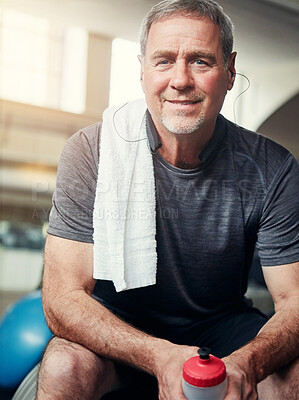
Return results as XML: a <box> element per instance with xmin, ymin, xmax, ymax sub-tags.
<box><xmin>43</xmin><ymin>234</ymin><xmax>198</xmax><ymax>400</ymax></box>
<box><xmin>223</xmin><ymin>261</ymin><xmax>299</xmax><ymax>399</ymax></box>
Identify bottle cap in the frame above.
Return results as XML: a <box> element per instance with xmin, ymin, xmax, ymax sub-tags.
<box><xmin>183</xmin><ymin>348</ymin><xmax>226</xmax><ymax>388</ymax></box>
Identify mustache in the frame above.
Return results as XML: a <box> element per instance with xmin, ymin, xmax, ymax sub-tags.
<box><xmin>162</xmin><ymin>92</ymin><xmax>205</xmax><ymax>102</ymax></box>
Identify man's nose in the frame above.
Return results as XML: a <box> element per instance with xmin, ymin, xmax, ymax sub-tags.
<box><xmin>169</xmin><ymin>62</ymin><xmax>194</xmax><ymax>91</ymax></box>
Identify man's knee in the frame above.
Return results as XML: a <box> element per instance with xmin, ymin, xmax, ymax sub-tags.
<box><xmin>40</xmin><ymin>337</ymin><xmax>96</xmax><ymax>381</ymax></box>
<box><xmin>258</xmin><ymin>358</ymin><xmax>299</xmax><ymax>400</ymax></box>
<box><xmin>37</xmin><ymin>337</ymin><xmax>119</xmax><ymax>399</ymax></box>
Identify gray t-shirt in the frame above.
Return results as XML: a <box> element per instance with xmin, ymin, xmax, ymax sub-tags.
<box><xmin>48</xmin><ymin>114</ymin><xmax>299</xmax><ymax>343</ymax></box>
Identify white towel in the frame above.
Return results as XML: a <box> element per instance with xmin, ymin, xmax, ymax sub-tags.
<box><xmin>93</xmin><ymin>99</ymin><xmax>157</xmax><ymax>292</ymax></box>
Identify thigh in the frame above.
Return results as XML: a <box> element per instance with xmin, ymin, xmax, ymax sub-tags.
<box><xmin>109</xmin><ymin>362</ymin><xmax>158</xmax><ymax>399</ymax></box>
<box><xmin>41</xmin><ymin>337</ymin><xmax>157</xmax><ymax>399</ymax></box>
<box><xmin>193</xmin><ymin>307</ymin><xmax>268</xmax><ymax>358</ymax></box>
<box><xmin>12</xmin><ymin>340</ymin><xmax>158</xmax><ymax>400</ymax></box>
<box><xmin>258</xmin><ymin>357</ymin><xmax>299</xmax><ymax>400</ymax></box>
<box><xmin>38</xmin><ymin>337</ymin><xmax>122</xmax><ymax>398</ymax></box>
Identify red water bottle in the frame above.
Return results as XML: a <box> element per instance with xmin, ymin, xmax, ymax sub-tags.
<box><xmin>182</xmin><ymin>347</ymin><xmax>227</xmax><ymax>399</ymax></box>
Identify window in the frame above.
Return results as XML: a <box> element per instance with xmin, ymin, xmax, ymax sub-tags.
<box><xmin>109</xmin><ymin>38</ymin><xmax>144</xmax><ymax>107</ymax></box>
<box><xmin>0</xmin><ymin>9</ymin><xmax>88</xmax><ymax>113</ymax></box>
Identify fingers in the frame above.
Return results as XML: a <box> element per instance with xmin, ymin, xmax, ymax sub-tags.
<box><xmin>157</xmin><ymin>361</ymin><xmax>187</xmax><ymax>400</ymax></box>
<box><xmin>158</xmin><ymin>379</ymin><xmax>187</xmax><ymax>400</ymax></box>
<box><xmin>224</xmin><ymin>365</ymin><xmax>258</xmax><ymax>400</ymax></box>
<box><xmin>155</xmin><ymin>344</ymin><xmax>197</xmax><ymax>400</ymax></box>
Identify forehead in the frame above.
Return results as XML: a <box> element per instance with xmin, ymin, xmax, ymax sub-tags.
<box><xmin>146</xmin><ymin>16</ymin><xmax>222</xmax><ymax>58</ymax></box>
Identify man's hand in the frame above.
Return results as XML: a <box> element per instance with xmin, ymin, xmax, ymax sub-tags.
<box><xmin>154</xmin><ymin>344</ymin><xmax>258</xmax><ymax>400</ymax></box>
<box><xmin>153</xmin><ymin>343</ymin><xmax>199</xmax><ymax>400</ymax></box>
<box><xmin>222</xmin><ymin>352</ymin><xmax>258</xmax><ymax>400</ymax></box>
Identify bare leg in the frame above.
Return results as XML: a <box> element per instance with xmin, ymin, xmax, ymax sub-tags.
<box><xmin>258</xmin><ymin>358</ymin><xmax>299</xmax><ymax>400</ymax></box>
<box><xmin>36</xmin><ymin>337</ymin><xmax>122</xmax><ymax>400</ymax></box>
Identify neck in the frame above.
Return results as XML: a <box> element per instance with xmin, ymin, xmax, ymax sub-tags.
<box><xmin>157</xmin><ymin>121</ymin><xmax>216</xmax><ymax>169</ymax></box>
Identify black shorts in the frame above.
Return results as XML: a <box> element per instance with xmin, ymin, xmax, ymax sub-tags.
<box><xmin>190</xmin><ymin>306</ymin><xmax>268</xmax><ymax>358</ymax></box>
<box><xmin>113</xmin><ymin>306</ymin><xmax>268</xmax><ymax>399</ymax></box>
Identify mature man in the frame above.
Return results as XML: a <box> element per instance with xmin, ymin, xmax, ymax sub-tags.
<box><xmin>35</xmin><ymin>0</ymin><xmax>299</xmax><ymax>399</ymax></box>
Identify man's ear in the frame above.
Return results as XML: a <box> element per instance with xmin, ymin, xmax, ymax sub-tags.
<box><xmin>227</xmin><ymin>51</ymin><xmax>237</xmax><ymax>91</ymax></box>
<box><xmin>138</xmin><ymin>55</ymin><xmax>144</xmax><ymax>87</ymax></box>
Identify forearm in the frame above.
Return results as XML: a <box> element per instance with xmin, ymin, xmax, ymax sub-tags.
<box><xmin>226</xmin><ymin>297</ymin><xmax>299</xmax><ymax>382</ymax></box>
<box><xmin>43</xmin><ymin>288</ymin><xmax>171</xmax><ymax>376</ymax></box>
<box><xmin>42</xmin><ymin>235</ymin><xmax>199</xmax><ymax>400</ymax></box>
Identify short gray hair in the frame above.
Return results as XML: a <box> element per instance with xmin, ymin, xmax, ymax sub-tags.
<box><xmin>139</xmin><ymin>0</ymin><xmax>234</xmax><ymax>66</ymax></box>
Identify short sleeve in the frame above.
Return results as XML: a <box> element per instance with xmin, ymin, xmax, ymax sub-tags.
<box><xmin>257</xmin><ymin>154</ymin><xmax>299</xmax><ymax>266</ymax></box>
<box><xmin>47</xmin><ymin>123</ymin><xmax>100</xmax><ymax>243</ymax></box>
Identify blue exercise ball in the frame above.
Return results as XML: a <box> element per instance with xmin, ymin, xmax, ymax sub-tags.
<box><xmin>0</xmin><ymin>290</ymin><xmax>52</xmax><ymax>388</ymax></box>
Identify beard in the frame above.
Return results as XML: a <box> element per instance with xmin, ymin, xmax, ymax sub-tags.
<box><xmin>161</xmin><ymin>110</ymin><xmax>205</xmax><ymax>135</ymax></box>
<box><xmin>160</xmin><ymin>92</ymin><xmax>206</xmax><ymax>135</ymax></box>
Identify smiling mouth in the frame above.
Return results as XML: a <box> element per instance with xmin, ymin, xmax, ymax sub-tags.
<box><xmin>166</xmin><ymin>100</ymin><xmax>200</xmax><ymax>105</ymax></box>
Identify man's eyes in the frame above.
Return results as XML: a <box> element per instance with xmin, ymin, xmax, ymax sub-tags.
<box><xmin>193</xmin><ymin>59</ymin><xmax>208</xmax><ymax>66</ymax></box>
<box><xmin>156</xmin><ymin>59</ymin><xmax>172</xmax><ymax>65</ymax></box>
<box><xmin>155</xmin><ymin>59</ymin><xmax>209</xmax><ymax>67</ymax></box>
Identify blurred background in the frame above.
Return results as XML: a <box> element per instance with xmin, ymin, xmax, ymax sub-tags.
<box><xmin>0</xmin><ymin>0</ymin><xmax>298</xmax><ymax>348</ymax></box>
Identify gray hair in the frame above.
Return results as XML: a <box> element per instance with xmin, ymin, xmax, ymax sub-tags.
<box><xmin>139</xmin><ymin>0</ymin><xmax>234</xmax><ymax>66</ymax></box>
